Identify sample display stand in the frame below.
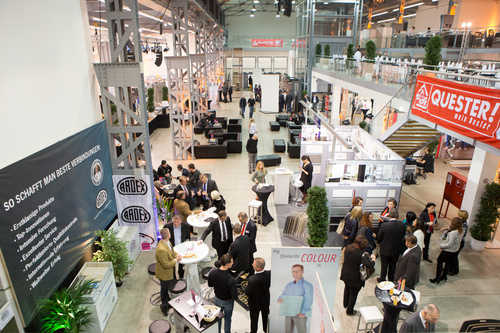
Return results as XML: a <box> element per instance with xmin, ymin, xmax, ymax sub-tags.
<box><xmin>73</xmin><ymin>262</ymin><xmax>118</xmax><ymax>333</ymax></box>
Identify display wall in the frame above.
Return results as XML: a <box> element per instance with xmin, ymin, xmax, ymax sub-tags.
<box><xmin>0</xmin><ymin>0</ymin><xmax>101</xmax><ymax>170</ymax></box>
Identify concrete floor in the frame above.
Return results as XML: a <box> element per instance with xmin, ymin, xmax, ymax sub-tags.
<box><xmin>103</xmin><ymin>91</ymin><xmax>500</xmax><ymax>333</ymax></box>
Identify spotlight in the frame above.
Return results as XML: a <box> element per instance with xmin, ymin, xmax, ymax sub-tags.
<box><xmin>276</xmin><ymin>12</ymin><xmax>280</xmax><ymax>17</ymax></box>
<box><xmin>252</xmin><ymin>5</ymin><xmax>256</xmax><ymax>11</ymax></box>
<box><xmin>250</xmin><ymin>13</ymin><xmax>255</xmax><ymax>17</ymax></box>
<box><xmin>254</xmin><ymin>0</ymin><xmax>259</xmax><ymax>2</ymax></box>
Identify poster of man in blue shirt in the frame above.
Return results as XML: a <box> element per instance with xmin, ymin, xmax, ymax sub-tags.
<box><xmin>277</xmin><ymin>264</ymin><xmax>313</xmax><ymax>333</ymax></box>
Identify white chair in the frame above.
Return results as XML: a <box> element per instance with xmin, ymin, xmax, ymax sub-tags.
<box><xmin>248</xmin><ymin>200</ymin><xmax>263</xmax><ymax>225</ymax></box>
<box><xmin>357</xmin><ymin>306</ymin><xmax>384</xmax><ymax>333</ymax></box>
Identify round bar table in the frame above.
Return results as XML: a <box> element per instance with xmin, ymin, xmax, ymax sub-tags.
<box><xmin>251</xmin><ymin>184</ymin><xmax>275</xmax><ymax>226</ymax></box>
<box><xmin>174</xmin><ymin>241</ymin><xmax>209</xmax><ymax>294</ymax></box>
<box><xmin>374</xmin><ymin>285</ymin><xmax>416</xmax><ymax>333</ymax></box>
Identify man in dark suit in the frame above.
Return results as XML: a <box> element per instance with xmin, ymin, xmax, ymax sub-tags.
<box><xmin>376</xmin><ymin>208</ymin><xmax>406</xmax><ymax>282</ymax></box>
<box><xmin>229</xmin><ymin>223</ymin><xmax>250</xmax><ymax>272</ymax></box>
<box><xmin>238</xmin><ymin>211</ymin><xmax>257</xmax><ymax>274</ymax></box>
<box><xmin>245</xmin><ymin>257</ymin><xmax>271</xmax><ymax>333</ymax></box>
<box><xmin>400</xmin><ymin>304</ymin><xmax>440</xmax><ymax>333</ymax></box>
<box><xmin>187</xmin><ymin>163</ymin><xmax>201</xmax><ymax>190</ymax></box>
<box><xmin>394</xmin><ymin>235</ymin><xmax>421</xmax><ymax>289</ymax></box>
<box><xmin>173</xmin><ymin>176</ymin><xmax>195</xmax><ymax>210</ymax></box>
<box><xmin>197</xmin><ymin>173</ymin><xmax>219</xmax><ymax>210</ymax></box>
<box><xmin>201</xmin><ymin>210</ymin><xmax>233</xmax><ymax>259</ymax></box>
<box><xmin>312</xmin><ymin>93</ymin><xmax>320</xmax><ymax>111</ymax></box>
<box><xmin>285</xmin><ymin>90</ymin><xmax>293</xmax><ymax>113</ymax></box>
<box><xmin>176</xmin><ymin>164</ymin><xmax>190</xmax><ymax>179</ymax></box>
<box><xmin>164</xmin><ymin>214</ymin><xmax>190</xmax><ymax>278</ymax></box>
<box><xmin>279</xmin><ymin>91</ymin><xmax>285</xmax><ymax>112</ymax></box>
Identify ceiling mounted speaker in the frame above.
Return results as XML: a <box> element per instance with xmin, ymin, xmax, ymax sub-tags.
<box><xmin>155</xmin><ymin>49</ymin><xmax>163</xmax><ymax>67</ymax></box>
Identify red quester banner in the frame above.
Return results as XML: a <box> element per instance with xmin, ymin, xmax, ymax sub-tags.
<box><xmin>251</xmin><ymin>39</ymin><xmax>283</xmax><ymax>47</ymax></box>
<box><xmin>412</xmin><ymin>74</ymin><xmax>500</xmax><ymax>150</ymax></box>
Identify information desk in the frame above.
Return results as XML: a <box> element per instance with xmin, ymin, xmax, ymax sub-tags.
<box><xmin>252</xmin><ymin>184</ymin><xmax>275</xmax><ymax>226</ymax></box>
<box><xmin>174</xmin><ymin>241</ymin><xmax>209</xmax><ymax>294</ymax></box>
<box><xmin>375</xmin><ymin>284</ymin><xmax>416</xmax><ymax>333</ymax></box>
<box><xmin>169</xmin><ymin>290</ymin><xmax>223</xmax><ymax>333</ymax></box>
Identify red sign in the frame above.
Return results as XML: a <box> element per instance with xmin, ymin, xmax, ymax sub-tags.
<box><xmin>412</xmin><ymin>75</ymin><xmax>500</xmax><ymax>150</ymax></box>
<box><xmin>251</xmin><ymin>39</ymin><xmax>283</xmax><ymax>47</ymax></box>
<box><xmin>292</xmin><ymin>39</ymin><xmax>307</xmax><ymax>48</ymax></box>
<box><xmin>325</xmin><ymin>95</ymin><xmax>330</xmax><ymax>113</ymax></box>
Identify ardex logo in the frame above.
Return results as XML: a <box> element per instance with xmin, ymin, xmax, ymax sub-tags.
<box><xmin>96</xmin><ymin>189</ymin><xmax>108</xmax><ymax>209</ymax></box>
<box><xmin>121</xmin><ymin>206</ymin><xmax>151</xmax><ymax>223</ymax></box>
<box><xmin>117</xmin><ymin>177</ymin><xmax>147</xmax><ymax>195</ymax></box>
<box><xmin>414</xmin><ymin>83</ymin><xmax>429</xmax><ymax>110</ymax></box>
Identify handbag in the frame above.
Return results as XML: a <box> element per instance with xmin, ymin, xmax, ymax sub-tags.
<box><xmin>360</xmin><ymin>253</ymin><xmax>375</xmax><ymax>281</ymax></box>
<box><xmin>337</xmin><ymin>213</ymin><xmax>350</xmax><ymax>235</ymax></box>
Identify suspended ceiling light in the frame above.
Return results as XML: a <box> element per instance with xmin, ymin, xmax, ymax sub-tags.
<box><xmin>377</xmin><ymin>17</ymin><xmax>396</xmax><ymax>23</ymax></box>
<box><xmin>254</xmin><ymin>0</ymin><xmax>259</xmax><ymax>3</ymax></box>
<box><xmin>276</xmin><ymin>12</ymin><xmax>280</xmax><ymax>17</ymax></box>
<box><xmin>250</xmin><ymin>13</ymin><xmax>255</xmax><ymax>17</ymax></box>
<box><xmin>252</xmin><ymin>5</ymin><xmax>256</xmax><ymax>11</ymax></box>
<box><xmin>92</xmin><ymin>16</ymin><xmax>107</xmax><ymax>23</ymax></box>
<box><xmin>393</xmin><ymin>2</ymin><xmax>424</xmax><ymax>11</ymax></box>
<box><xmin>372</xmin><ymin>11</ymin><xmax>388</xmax><ymax>17</ymax></box>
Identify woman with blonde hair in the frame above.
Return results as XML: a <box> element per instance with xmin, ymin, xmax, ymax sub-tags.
<box><xmin>449</xmin><ymin>210</ymin><xmax>468</xmax><ymax>275</ymax></box>
<box><xmin>248</xmin><ymin>118</ymin><xmax>257</xmax><ymax>139</ymax></box>
<box><xmin>251</xmin><ymin>161</ymin><xmax>267</xmax><ymax>184</ymax></box>
<box><xmin>343</xmin><ymin>206</ymin><xmax>362</xmax><ymax>248</ymax></box>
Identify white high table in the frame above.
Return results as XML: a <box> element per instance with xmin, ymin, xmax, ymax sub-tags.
<box><xmin>187</xmin><ymin>210</ymin><xmax>218</xmax><ymax>260</ymax></box>
<box><xmin>174</xmin><ymin>241</ymin><xmax>209</xmax><ymax>294</ymax></box>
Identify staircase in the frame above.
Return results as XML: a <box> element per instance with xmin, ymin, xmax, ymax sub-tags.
<box><xmin>380</xmin><ymin>119</ymin><xmax>442</xmax><ymax>158</ymax></box>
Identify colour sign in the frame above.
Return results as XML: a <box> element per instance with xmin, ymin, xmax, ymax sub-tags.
<box><xmin>411</xmin><ymin>74</ymin><xmax>500</xmax><ymax>150</ymax></box>
<box><xmin>0</xmin><ymin>121</ymin><xmax>116</xmax><ymax>324</ymax></box>
<box><xmin>251</xmin><ymin>39</ymin><xmax>284</xmax><ymax>47</ymax></box>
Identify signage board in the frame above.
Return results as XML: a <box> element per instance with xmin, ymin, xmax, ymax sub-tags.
<box><xmin>0</xmin><ymin>121</ymin><xmax>116</xmax><ymax>323</ymax></box>
<box><xmin>251</xmin><ymin>39</ymin><xmax>284</xmax><ymax>47</ymax></box>
<box><xmin>412</xmin><ymin>74</ymin><xmax>500</xmax><ymax>150</ymax></box>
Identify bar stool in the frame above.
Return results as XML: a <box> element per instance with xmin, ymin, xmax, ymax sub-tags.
<box><xmin>147</xmin><ymin>263</ymin><xmax>161</xmax><ymax>306</ymax></box>
<box><xmin>290</xmin><ymin>179</ymin><xmax>303</xmax><ymax>207</ymax></box>
<box><xmin>248</xmin><ymin>200</ymin><xmax>263</xmax><ymax>225</ymax></box>
<box><xmin>357</xmin><ymin>306</ymin><xmax>383</xmax><ymax>333</ymax></box>
<box><xmin>168</xmin><ymin>279</ymin><xmax>187</xmax><ymax>301</ymax></box>
<box><xmin>201</xmin><ymin>266</ymin><xmax>215</xmax><ymax>299</ymax></box>
<box><xmin>149</xmin><ymin>319</ymin><xmax>171</xmax><ymax>333</ymax></box>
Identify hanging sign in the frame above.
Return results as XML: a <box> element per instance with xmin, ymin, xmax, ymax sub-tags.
<box><xmin>251</xmin><ymin>39</ymin><xmax>284</xmax><ymax>47</ymax></box>
<box><xmin>411</xmin><ymin>74</ymin><xmax>500</xmax><ymax>150</ymax></box>
<box><xmin>112</xmin><ymin>175</ymin><xmax>157</xmax><ymax>249</ymax></box>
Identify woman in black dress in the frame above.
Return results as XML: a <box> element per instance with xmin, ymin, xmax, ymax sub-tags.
<box><xmin>299</xmin><ymin>155</ymin><xmax>313</xmax><ymax>204</ymax></box>
<box><xmin>420</xmin><ymin>202</ymin><xmax>437</xmax><ymax>263</ymax></box>
<box><xmin>340</xmin><ymin>235</ymin><xmax>376</xmax><ymax>316</ymax></box>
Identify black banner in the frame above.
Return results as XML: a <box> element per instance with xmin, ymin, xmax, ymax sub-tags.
<box><xmin>0</xmin><ymin>121</ymin><xmax>116</xmax><ymax>324</ymax></box>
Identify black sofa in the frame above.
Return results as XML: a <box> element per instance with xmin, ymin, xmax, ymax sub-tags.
<box><xmin>194</xmin><ymin>144</ymin><xmax>228</xmax><ymax>159</ymax></box>
<box><xmin>228</xmin><ymin>119</ymin><xmax>242</xmax><ymax>133</ymax></box>
<box><xmin>287</xmin><ymin>142</ymin><xmax>301</xmax><ymax>158</ymax></box>
<box><xmin>257</xmin><ymin>154</ymin><xmax>281</xmax><ymax>167</ymax></box>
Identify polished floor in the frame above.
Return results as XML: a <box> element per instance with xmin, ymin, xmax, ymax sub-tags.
<box><xmin>103</xmin><ymin>91</ymin><xmax>500</xmax><ymax>333</ymax></box>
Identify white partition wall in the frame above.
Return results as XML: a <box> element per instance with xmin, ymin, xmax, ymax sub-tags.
<box><xmin>261</xmin><ymin>73</ymin><xmax>279</xmax><ymax>113</ymax></box>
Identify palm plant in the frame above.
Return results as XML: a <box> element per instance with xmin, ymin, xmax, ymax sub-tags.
<box><xmin>38</xmin><ymin>279</ymin><xmax>95</xmax><ymax>333</ymax></box>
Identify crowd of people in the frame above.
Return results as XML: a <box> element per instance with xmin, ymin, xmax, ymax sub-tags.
<box><xmin>339</xmin><ymin>196</ymin><xmax>466</xmax><ymax>330</ymax></box>
<box><xmin>153</xmin><ymin>159</ymin><xmax>270</xmax><ymax>333</ymax></box>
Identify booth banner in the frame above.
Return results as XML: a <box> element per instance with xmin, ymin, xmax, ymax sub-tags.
<box><xmin>251</xmin><ymin>39</ymin><xmax>283</xmax><ymax>47</ymax></box>
<box><xmin>270</xmin><ymin>247</ymin><xmax>341</xmax><ymax>333</ymax></box>
<box><xmin>412</xmin><ymin>74</ymin><xmax>500</xmax><ymax>149</ymax></box>
<box><xmin>112</xmin><ymin>175</ymin><xmax>157</xmax><ymax>248</ymax></box>
<box><xmin>0</xmin><ymin>121</ymin><xmax>116</xmax><ymax>324</ymax></box>
<box><xmin>310</xmin><ymin>273</ymin><xmax>335</xmax><ymax>333</ymax></box>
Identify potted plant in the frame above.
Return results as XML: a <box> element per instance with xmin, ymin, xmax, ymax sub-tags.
<box><xmin>306</xmin><ymin>186</ymin><xmax>329</xmax><ymax>247</ymax></box>
<box><xmin>315</xmin><ymin>43</ymin><xmax>322</xmax><ymax>64</ymax></box>
<box><xmin>324</xmin><ymin>44</ymin><xmax>331</xmax><ymax>58</ymax></box>
<box><xmin>147</xmin><ymin>87</ymin><xmax>155</xmax><ymax>113</ymax></box>
<box><xmin>155</xmin><ymin>193</ymin><xmax>173</xmax><ymax>227</ymax></box>
<box><xmin>424</xmin><ymin>36</ymin><xmax>443</xmax><ymax>70</ymax></box>
<box><xmin>469</xmin><ymin>182</ymin><xmax>500</xmax><ymax>251</ymax></box>
<box><xmin>162</xmin><ymin>86</ymin><xmax>169</xmax><ymax>101</ymax></box>
<box><xmin>37</xmin><ymin>279</ymin><xmax>95</xmax><ymax>333</ymax></box>
<box><xmin>365</xmin><ymin>40</ymin><xmax>376</xmax><ymax>61</ymax></box>
<box><xmin>346</xmin><ymin>44</ymin><xmax>354</xmax><ymax>59</ymax></box>
<box><xmin>92</xmin><ymin>229</ymin><xmax>133</xmax><ymax>285</ymax></box>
